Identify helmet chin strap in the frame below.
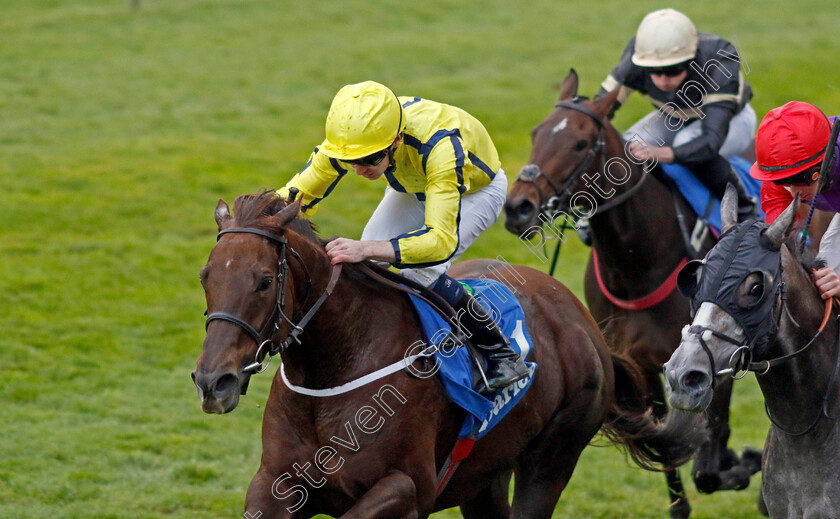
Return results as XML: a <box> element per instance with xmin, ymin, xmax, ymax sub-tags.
<box><xmin>384</xmin><ymin>138</ymin><xmax>400</xmax><ymax>176</ymax></box>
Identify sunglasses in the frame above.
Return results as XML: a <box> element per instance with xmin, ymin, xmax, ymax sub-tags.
<box><xmin>648</xmin><ymin>65</ymin><xmax>687</xmax><ymax>77</ymax></box>
<box><xmin>347</xmin><ymin>148</ymin><xmax>389</xmax><ymax>167</ymax></box>
<box><xmin>771</xmin><ymin>170</ymin><xmax>819</xmax><ymax>187</ymax></box>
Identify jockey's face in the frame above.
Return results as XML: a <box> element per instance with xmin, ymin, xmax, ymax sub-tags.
<box><xmin>352</xmin><ymin>154</ymin><xmax>390</xmax><ymax>180</ymax></box>
<box><xmin>650</xmin><ymin>70</ymin><xmax>688</xmax><ymax>92</ymax></box>
<box><xmin>777</xmin><ymin>165</ymin><xmax>822</xmax><ymax>202</ymax></box>
<box><xmin>351</xmin><ymin>135</ymin><xmax>401</xmax><ymax>181</ymax></box>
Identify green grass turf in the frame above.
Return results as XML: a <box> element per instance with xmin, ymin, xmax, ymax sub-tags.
<box><xmin>2</xmin><ymin>0</ymin><xmax>839</xmax><ymax>517</ymax></box>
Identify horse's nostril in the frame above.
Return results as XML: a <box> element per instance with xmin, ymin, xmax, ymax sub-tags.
<box><xmin>214</xmin><ymin>373</ymin><xmax>240</xmax><ymax>397</ymax></box>
<box><xmin>505</xmin><ymin>199</ymin><xmax>537</xmax><ymax>226</ymax></box>
<box><xmin>682</xmin><ymin>370</ymin><xmax>710</xmax><ymax>392</ymax></box>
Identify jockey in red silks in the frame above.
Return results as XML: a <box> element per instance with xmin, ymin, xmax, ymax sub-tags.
<box><xmin>749</xmin><ymin>100</ymin><xmax>840</xmax><ymax>299</ymax></box>
<box><xmin>278</xmin><ymin>80</ymin><xmax>529</xmax><ymax>389</ymax></box>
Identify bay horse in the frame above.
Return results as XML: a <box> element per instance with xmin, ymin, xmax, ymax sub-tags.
<box><xmin>665</xmin><ymin>187</ymin><xmax>840</xmax><ymax>518</ymax></box>
<box><xmin>503</xmin><ymin>69</ymin><xmax>759</xmax><ymax>517</ymax></box>
<box><xmin>192</xmin><ymin>190</ymin><xmax>705</xmax><ymax>518</ymax></box>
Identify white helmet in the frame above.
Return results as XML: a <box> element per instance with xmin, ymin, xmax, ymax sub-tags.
<box><xmin>631</xmin><ymin>8</ymin><xmax>698</xmax><ymax>67</ymax></box>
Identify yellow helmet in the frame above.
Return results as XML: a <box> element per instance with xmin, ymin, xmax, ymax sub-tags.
<box><xmin>631</xmin><ymin>9</ymin><xmax>698</xmax><ymax>68</ymax></box>
<box><xmin>321</xmin><ymin>81</ymin><xmax>406</xmax><ymax>160</ymax></box>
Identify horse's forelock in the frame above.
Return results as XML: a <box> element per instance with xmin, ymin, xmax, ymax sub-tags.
<box><xmin>231</xmin><ymin>190</ymin><xmax>323</xmax><ymax>245</ymax></box>
<box><xmin>232</xmin><ymin>190</ymin><xmax>286</xmax><ymax>225</ymax></box>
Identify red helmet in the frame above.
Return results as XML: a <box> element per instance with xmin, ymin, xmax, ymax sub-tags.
<box><xmin>750</xmin><ymin>101</ymin><xmax>832</xmax><ymax>181</ymax></box>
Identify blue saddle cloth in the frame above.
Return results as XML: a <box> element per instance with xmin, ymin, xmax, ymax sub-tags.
<box><xmin>408</xmin><ymin>279</ymin><xmax>537</xmax><ymax>440</ymax></box>
<box><xmin>660</xmin><ymin>156</ymin><xmax>763</xmax><ymax>233</ymax></box>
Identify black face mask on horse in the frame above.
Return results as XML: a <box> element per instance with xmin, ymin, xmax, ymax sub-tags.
<box><xmin>677</xmin><ymin>219</ymin><xmax>783</xmax><ymax>359</ymax></box>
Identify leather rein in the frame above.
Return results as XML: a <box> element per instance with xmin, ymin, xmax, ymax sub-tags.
<box><xmin>204</xmin><ymin>228</ymin><xmax>463</xmax><ymax>377</ymax></box>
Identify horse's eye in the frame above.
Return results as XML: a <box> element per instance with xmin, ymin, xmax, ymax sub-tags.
<box><xmin>574</xmin><ymin>139</ymin><xmax>588</xmax><ymax>151</ymax></box>
<box><xmin>738</xmin><ymin>276</ymin><xmax>767</xmax><ymax>309</ymax></box>
<box><xmin>257</xmin><ymin>277</ymin><xmax>273</xmax><ymax>292</ymax></box>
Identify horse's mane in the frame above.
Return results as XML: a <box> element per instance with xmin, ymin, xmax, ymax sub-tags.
<box><xmin>228</xmin><ymin>189</ymin><xmax>387</xmax><ymax>286</ymax></box>
<box><xmin>231</xmin><ymin>189</ymin><xmax>325</xmax><ymax>246</ymax></box>
<box><xmin>784</xmin><ymin>235</ymin><xmax>826</xmax><ymax>272</ymax></box>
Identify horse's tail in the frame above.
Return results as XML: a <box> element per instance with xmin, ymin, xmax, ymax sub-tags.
<box><xmin>601</xmin><ymin>352</ymin><xmax>708</xmax><ymax>471</ymax></box>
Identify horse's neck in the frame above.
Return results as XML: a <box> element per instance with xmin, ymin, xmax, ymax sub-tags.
<box><xmin>280</xmin><ymin>239</ymin><xmax>420</xmax><ymax>389</ymax></box>
<box><xmin>760</xmin><ymin>257</ymin><xmax>840</xmax><ymax>432</ymax></box>
<box><xmin>588</xmin><ymin>130</ymin><xmax>691</xmax><ymax>291</ymax></box>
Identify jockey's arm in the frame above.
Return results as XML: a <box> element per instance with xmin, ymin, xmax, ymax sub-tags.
<box><xmin>814</xmin><ymin>214</ymin><xmax>840</xmax><ymax>299</ymax></box>
<box><xmin>388</xmin><ymin>147</ymin><xmax>462</xmax><ymax>268</ymax></box>
<box><xmin>324</xmin><ymin>144</ymin><xmax>462</xmax><ymax>267</ymax></box>
<box><xmin>671</xmin><ymin>102</ymin><xmax>735</xmax><ymax>164</ymax></box>
<box><xmin>628</xmin><ymin>102</ymin><xmax>738</xmax><ymax>165</ymax></box>
<box><xmin>597</xmin><ymin>38</ymin><xmax>637</xmax><ymax>120</ymax></box>
<box><xmin>814</xmin><ymin>267</ymin><xmax>840</xmax><ymax>299</ymax></box>
<box><xmin>277</xmin><ymin>146</ymin><xmax>346</xmax><ymax>217</ymax></box>
<box><xmin>325</xmin><ymin>238</ymin><xmax>394</xmax><ymax>264</ymax></box>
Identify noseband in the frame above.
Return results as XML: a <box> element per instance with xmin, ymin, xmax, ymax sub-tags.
<box><xmin>205</xmin><ymin>227</ymin><xmax>341</xmax><ymax>375</ymax></box>
<box><xmin>682</xmin><ymin>235</ymin><xmax>840</xmax><ymax>435</ymax></box>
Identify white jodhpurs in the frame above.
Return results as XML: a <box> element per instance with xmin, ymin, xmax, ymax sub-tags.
<box><xmin>361</xmin><ymin>170</ymin><xmax>508</xmax><ymax>287</ymax></box>
<box><xmin>623</xmin><ymin>102</ymin><xmax>757</xmax><ymax>159</ymax></box>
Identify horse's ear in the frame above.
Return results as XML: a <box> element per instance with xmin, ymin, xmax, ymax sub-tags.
<box><xmin>720</xmin><ymin>184</ymin><xmax>739</xmax><ymax>233</ymax></box>
<box><xmin>269</xmin><ymin>198</ymin><xmax>302</xmax><ymax>229</ymax></box>
<box><xmin>592</xmin><ymin>87</ymin><xmax>620</xmax><ymax>119</ymax></box>
<box><xmin>764</xmin><ymin>194</ymin><xmax>800</xmax><ymax>247</ymax></box>
<box><xmin>559</xmin><ymin>68</ymin><xmax>579</xmax><ymax>100</ymax></box>
<box><xmin>215</xmin><ymin>199</ymin><xmax>233</xmax><ymax>231</ymax></box>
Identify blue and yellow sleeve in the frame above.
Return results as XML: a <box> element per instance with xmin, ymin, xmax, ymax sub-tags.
<box><xmin>389</xmin><ymin>136</ymin><xmax>465</xmax><ymax>267</ymax></box>
<box><xmin>277</xmin><ymin>146</ymin><xmax>349</xmax><ymax>218</ymax></box>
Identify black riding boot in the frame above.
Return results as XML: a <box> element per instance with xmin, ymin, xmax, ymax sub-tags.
<box><xmin>690</xmin><ymin>155</ymin><xmax>758</xmax><ymax>222</ymax></box>
<box><xmin>452</xmin><ymin>291</ymin><xmax>530</xmax><ymax>390</ymax></box>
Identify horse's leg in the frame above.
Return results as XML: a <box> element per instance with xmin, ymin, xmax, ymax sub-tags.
<box><xmin>757</xmin><ymin>485</ymin><xmax>769</xmax><ymax>517</ymax></box>
<box><xmin>338</xmin><ymin>471</ymin><xmax>423</xmax><ymax>519</ymax></box>
<box><xmin>691</xmin><ymin>378</ymin><xmax>761</xmax><ymax>492</ymax></box>
<box><xmin>509</xmin><ymin>403</ymin><xmax>601</xmax><ymax>519</ymax></box>
<box><xmin>690</xmin><ymin>378</ymin><xmax>731</xmax><ymax>493</ymax></box>
<box><xmin>459</xmin><ymin>470</ymin><xmax>512</xmax><ymax>519</ymax></box>
<box><xmin>646</xmin><ymin>372</ymin><xmax>691</xmax><ymax>519</ymax></box>
<box><xmin>245</xmin><ymin>468</ymin><xmax>307</xmax><ymax>519</ymax></box>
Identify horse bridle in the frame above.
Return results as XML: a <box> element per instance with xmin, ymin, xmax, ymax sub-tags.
<box><xmin>516</xmin><ymin>98</ymin><xmax>649</xmax><ymax>218</ymax></box>
<box><xmin>204</xmin><ymin>227</ymin><xmax>341</xmax><ymax>375</ymax></box>
<box><xmin>684</xmin><ymin>258</ymin><xmax>840</xmax><ymax>436</ymax></box>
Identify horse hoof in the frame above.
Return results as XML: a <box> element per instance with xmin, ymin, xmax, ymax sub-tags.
<box><xmin>741</xmin><ymin>446</ymin><xmax>762</xmax><ymax>475</ymax></box>
<box><xmin>720</xmin><ymin>467</ymin><xmax>751</xmax><ymax>491</ymax></box>
<box><xmin>693</xmin><ymin>471</ymin><xmax>721</xmax><ymax>494</ymax></box>
<box><xmin>669</xmin><ymin>498</ymin><xmax>691</xmax><ymax>519</ymax></box>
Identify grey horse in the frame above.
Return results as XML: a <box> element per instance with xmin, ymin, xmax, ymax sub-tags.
<box><xmin>665</xmin><ymin>185</ymin><xmax>840</xmax><ymax>518</ymax></box>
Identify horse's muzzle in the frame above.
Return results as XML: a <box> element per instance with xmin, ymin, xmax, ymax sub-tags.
<box><xmin>191</xmin><ymin>370</ymin><xmax>244</xmax><ymax>414</ymax></box>
<box><xmin>664</xmin><ymin>351</ymin><xmax>714</xmax><ymax>412</ymax></box>
<box><xmin>504</xmin><ymin>198</ymin><xmax>538</xmax><ymax>236</ymax></box>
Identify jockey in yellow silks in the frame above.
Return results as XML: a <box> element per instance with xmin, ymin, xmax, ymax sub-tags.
<box><xmin>278</xmin><ymin>80</ymin><xmax>529</xmax><ymax>389</ymax></box>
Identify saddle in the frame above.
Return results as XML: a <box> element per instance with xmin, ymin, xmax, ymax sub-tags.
<box><xmin>357</xmin><ymin>262</ymin><xmax>492</xmax><ymax>392</ymax></box>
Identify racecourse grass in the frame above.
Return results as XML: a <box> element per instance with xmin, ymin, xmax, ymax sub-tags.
<box><xmin>2</xmin><ymin>1</ymin><xmax>839</xmax><ymax>518</ymax></box>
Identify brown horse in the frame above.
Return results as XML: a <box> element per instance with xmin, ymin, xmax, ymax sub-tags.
<box><xmin>666</xmin><ymin>188</ymin><xmax>840</xmax><ymax>518</ymax></box>
<box><xmin>192</xmin><ymin>190</ymin><xmax>704</xmax><ymax>518</ymax></box>
<box><xmin>503</xmin><ymin>69</ymin><xmax>761</xmax><ymax>518</ymax></box>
